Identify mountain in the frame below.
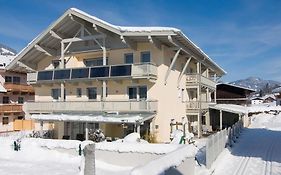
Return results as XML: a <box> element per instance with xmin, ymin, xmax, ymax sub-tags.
<box><xmin>0</xmin><ymin>43</ymin><xmax>17</xmax><ymax>68</ymax></box>
<box><xmin>230</xmin><ymin>77</ymin><xmax>281</xmax><ymax>92</ymax></box>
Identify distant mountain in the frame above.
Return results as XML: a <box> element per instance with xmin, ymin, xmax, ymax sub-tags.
<box><xmin>0</xmin><ymin>43</ymin><xmax>16</xmax><ymax>68</ymax></box>
<box><xmin>0</xmin><ymin>43</ymin><xmax>16</xmax><ymax>56</ymax></box>
<box><xmin>230</xmin><ymin>77</ymin><xmax>281</xmax><ymax>92</ymax></box>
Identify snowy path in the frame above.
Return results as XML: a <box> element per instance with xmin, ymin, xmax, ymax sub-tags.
<box><xmin>213</xmin><ymin>114</ymin><xmax>281</xmax><ymax>175</ymax></box>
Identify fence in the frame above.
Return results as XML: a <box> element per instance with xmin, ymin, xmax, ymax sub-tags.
<box><xmin>206</xmin><ymin>120</ymin><xmax>243</xmax><ymax>168</ymax></box>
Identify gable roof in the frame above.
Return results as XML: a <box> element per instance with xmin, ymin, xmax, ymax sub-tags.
<box><xmin>7</xmin><ymin>8</ymin><xmax>226</xmax><ymax>76</ymax></box>
<box><xmin>217</xmin><ymin>83</ymin><xmax>256</xmax><ymax>92</ymax></box>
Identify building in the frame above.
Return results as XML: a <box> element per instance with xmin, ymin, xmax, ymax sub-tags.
<box><xmin>7</xmin><ymin>8</ymin><xmax>225</xmax><ymax>142</ymax></box>
<box><xmin>0</xmin><ymin>60</ymin><xmax>34</xmax><ymax>132</ymax></box>
<box><xmin>214</xmin><ymin>83</ymin><xmax>255</xmax><ymax>105</ymax></box>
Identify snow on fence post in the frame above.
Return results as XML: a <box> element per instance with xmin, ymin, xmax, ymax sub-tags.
<box><xmin>81</xmin><ymin>143</ymin><xmax>95</xmax><ymax>175</ymax></box>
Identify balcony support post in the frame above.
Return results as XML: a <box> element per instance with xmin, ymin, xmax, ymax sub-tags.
<box><xmin>60</xmin><ymin>42</ymin><xmax>65</xmax><ymax>101</ymax></box>
<box><xmin>197</xmin><ymin>62</ymin><xmax>202</xmax><ymax>138</ymax></box>
<box><xmin>102</xmin><ymin>37</ymin><xmax>107</xmax><ymax>101</ymax></box>
<box><xmin>177</xmin><ymin>56</ymin><xmax>192</xmax><ymax>88</ymax></box>
<box><xmin>164</xmin><ymin>49</ymin><xmax>181</xmax><ymax>85</ymax></box>
<box><xmin>85</xmin><ymin>122</ymin><xmax>89</xmax><ymax>140</ymax></box>
<box><xmin>220</xmin><ymin>110</ymin><xmax>223</xmax><ymax>130</ymax></box>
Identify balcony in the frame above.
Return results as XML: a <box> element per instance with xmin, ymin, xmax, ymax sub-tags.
<box><xmin>27</xmin><ymin>63</ymin><xmax>157</xmax><ymax>84</ymax></box>
<box><xmin>24</xmin><ymin>100</ymin><xmax>158</xmax><ymax>113</ymax></box>
<box><xmin>0</xmin><ymin>104</ymin><xmax>23</xmax><ymax>113</ymax></box>
<box><xmin>186</xmin><ymin>74</ymin><xmax>216</xmax><ymax>90</ymax></box>
<box><xmin>4</xmin><ymin>83</ymin><xmax>34</xmax><ymax>94</ymax></box>
<box><xmin>186</xmin><ymin>101</ymin><xmax>215</xmax><ymax>114</ymax></box>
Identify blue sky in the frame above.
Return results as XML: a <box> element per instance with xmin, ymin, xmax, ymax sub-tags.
<box><xmin>0</xmin><ymin>0</ymin><xmax>281</xmax><ymax>82</ymax></box>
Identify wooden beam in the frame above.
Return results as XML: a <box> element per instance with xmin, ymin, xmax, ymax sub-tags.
<box><xmin>164</xmin><ymin>49</ymin><xmax>181</xmax><ymax>85</ymax></box>
<box><xmin>34</xmin><ymin>44</ymin><xmax>57</xmax><ymax>56</ymax></box>
<box><xmin>49</xmin><ymin>30</ymin><xmax>63</xmax><ymax>40</ymax></box>
<box><xmin>177</xmin><ymin>56</ymin><xmax>192</xmax><ymax>87</ymax></box>
<box><xmin>62</xmin><ymin>34</ymin><xmax>104</xmax><ymax>43</ymax></box>
<box><xmin>17</xmin><ymin>61</ymin><xmax>36</xmax><ymax>72</ymax></box>
<box><xmin>120</xmin><ymin>35</ymin><xmax>137</xmax><ymax>50</ymax></box>
<box><xmin>148</xmin><ymin>36</ymin><xmax>161</xmax><ymax>50</ymax></box>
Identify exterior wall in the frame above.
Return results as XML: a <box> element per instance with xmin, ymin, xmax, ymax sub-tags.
<box><xmin>30</xmin><ymin>41</ymin><xmax>220</xmax><ymax>142</ymax></box>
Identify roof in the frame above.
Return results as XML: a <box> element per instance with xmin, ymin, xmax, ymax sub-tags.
<box><xmin>31</xmin><ymin>113</ymin><xmax>155</xmax><ymax>124</ymax></box>
<box><xmin>209</xmin><ymin>104</ymin><xmax>248</xmax><ymax>114</ymax></box>
<box><xmin>217</xmin><ymin>83</ymin><xmax>256</xmax><ymax>92</ymax></box>
<box><xmin>7</xmin><ymin>8</ymin><xmax>226</xmax><ymax>76</ymax></box>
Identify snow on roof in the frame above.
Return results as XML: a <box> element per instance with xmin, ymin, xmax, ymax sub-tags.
<box><xmin>8</xmin><ymin>8</ymin><xmax>225</xmax><ymax>75</ymax></box>
<box><xmin>272</xmin><ymin>86</ymin><xmax>281</xmax><ymax>93</ymax></box>
<box><xmin>31</xmin><ymin>113</ymin><xmax>154</xmax><ymax>124</ymax></box>
<box><xmin>210</xmin><ymin>104</ymin><xmax>248</xmax><ymax>114</ymax></box>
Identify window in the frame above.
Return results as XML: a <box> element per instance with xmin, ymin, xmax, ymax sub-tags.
<box><xmin>71</xmin><ymin>68</ymin><xmax>89</xmax><ymax>79</ymax></box>
<box><xmin>17</xmin><ymin>116</ymin><xmax>24</xmax><ymax>120</ymax></box>
<box><xmin>141</xmin><ymin>51</ymin><xmax>151</xmax><ymax>63</ymax></box>
<box><xmin>3</xmin><ymin>96</ymin><xmax>9</xmax><ymax>104</ymax></box>
<box><xmin>5</xmin><ymin>76</ymin><xmax>12</xmax><ymax>83</ymax></box>
<box><xmin>110</xmin><ymin>65</ymin><xmax>131</xmax><ymax>77</ymax></box>
<box><xmin>128</xmin><ymin>87</ymin><xmax>137</xmax><ymax>100</ymax></box>
<box><xmin>13</xmin><ymin>76</ymin><xmax>21</xmax><ymax>84</ymax></box>
<box><xmin>53</xmin><ymin>69</ymin><xmax>71</xmax><ymax>80</ymax></box>
<box><xmin>2</xmin><ymin>117</ymin><xmax>9</xmax><ymax>125</ymax></box>
<box><xmin>37</xmin><ymin>71</ymin><xmax>53</xmax><ymax>81</ymax></box>
<box><xmin>128</xmin><ymin>86</ymin><xmax>148</xmax><ymax>100</ymax></box>
<box><xmin>139</xmin><ymin>86</ymin><xmax>147</xmax><ymax>99</ymax></box>
<box><xmin>51</xmin><ymin>89</ymin><xmax>61</xmax><ymax>100</ymax></box>
<box><xmin>76</xmin><ymin>88</ymin><xmax>82</xmax><ymax>97</ymax></box>
<box><xmin>87</xmin><ymin>87</ymin><xmax>97</xmax><ymax>100</ymax></box>
<box><xmin>18</xmin><ymin>97</ymin><xmax>24</xmax><ymax>104</ymax></box>
<box><xmin>124</xmin><ymin>53</ymin><xmax>134</xmax><ymax>64</ymax></box>
<box><xmin>84</xmin><ymin>58</ymin><xmax>108</xmax><ymax>67</ymax></box>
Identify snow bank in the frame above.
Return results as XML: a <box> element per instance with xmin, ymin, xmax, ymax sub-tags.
<box><xmin>96</xmin><ymin>142</ymin><xmax>184</xmax><ymax>154</ymax></box>
<box><xmin>131</xmin><ymin>145</ymin><xmax>196</xmax><ymax>175</ymax></box>
<box><xmin>113</xmin><ymin>132</ymin><xmax>148</xmax><ymax>144</ymax></box>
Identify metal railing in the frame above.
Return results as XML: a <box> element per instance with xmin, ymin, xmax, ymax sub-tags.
<box><xmin>27</xmin><ymin>63</ymin><xmax>157</xmax><ymax>83</ymax></box>
<box><xmin>24</xmin><ymin>100</ymin><xmax>158</xmax><ymax>113</ymax></box>
<box><xmin>186</xmin><ymin>74</ymin><xmax>216</xmax><ymax>89</ymax></box>
<box><xmin>4</xmin><ymin>83</ymin><xmax>34</xmax><ymax>93</ymax></box>
<box><xmin>206</xmin><ymin>120</ymin><xmax>243</xmax><ymax>168</ymax></box>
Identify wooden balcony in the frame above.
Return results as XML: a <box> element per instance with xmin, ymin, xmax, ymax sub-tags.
<box><xmin>0</xmin><ymin>104</ymin><xmax>23</xmax><ymax>113</ymax></box>
<box><xmin>4</xmin><ymin>83</ymin><xmax>34</xmax><ymax>93</ymax></box>
<box><xmin>186</xmin><ymin>101</ymin><xmax>215</xmax><ymax>114</ymax></box>
<box><xmin>186</xmin><ymin>74</ymin><xmax>216</xmax><ymax>90</ymax></box>
<box><xmin>24</xmin><ymin>100</ymin><xmax>158</xmax><ymax>114</ymax></box>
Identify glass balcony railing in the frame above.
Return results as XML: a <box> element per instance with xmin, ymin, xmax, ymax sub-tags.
<box><xmin>27</xmin><ymin>63</ymin><xmax>157</xmax><ymax>83</ymax></box>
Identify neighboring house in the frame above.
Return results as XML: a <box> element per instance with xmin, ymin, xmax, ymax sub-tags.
<box><xmin>251</xmin><ymin>94</ymin><xmax>276</xmax><ymax>105</ymax></box>
<box><xmin>7</xmin><ymin>8</ymin><xmax>225</xmax><ymax>142</ymax></box>
<box><xmin>0</xmin><ymin>65</ymin><xmax>34</xmax><ymax>132</ymax></box>
<box><xmin>214</xmin><ymin>83</ymin><xmax>256</xmax><ymax>105</ymax></box>
<box><xmin>251</xmin><ymin>97</ymin><xmax>264</xmax><ymax>105</ymax></box>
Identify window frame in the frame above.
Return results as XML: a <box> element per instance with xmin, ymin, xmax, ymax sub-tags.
<box><xmin>18</xmin><ymin>97</ymin><xmax>24</xmax><ymax>104</ymax></box>
<box><xmin>140</xmin><ymin>51</ymin><xmax>151</xmax><ymax>63</ymax></box>
<box><xmin>2</xmin><ymin>96</ymin><xmax>9</xmax><ymax>104</ymax></box>
<box><xmin>124</xmin><ymin>53</ymin><xmax>134</xmax><ymax>64</ymax></box>
<box><xmin>87</xmin><ymin>87</ymin><xmax>97</xmax><ymax>100</ymax></box>
<box><xmin>2</xmin><ymin>117</ymin><xmax>9</xmax><ymax>125</ymax></box>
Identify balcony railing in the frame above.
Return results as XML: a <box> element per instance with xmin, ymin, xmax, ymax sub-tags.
<box><xmin>4</xmin><ymin>83</ymin><xmax>34</xmax><ymax>93</ymax></box>
<box><xmin>0</xmin><ymin>104</ymin><xmax>23</xmax><ymax>113</ymax></box>
<box><xmin>186</xmin><ymin>101</ymin><xmax>215</xmax><ymax>110</ymax></box>
<box><xmin>24</xmin><ymin>100</ymin><xmax>158</xmax><ymax>113</ymax></box>
<box><xmin>186</xmin><ymin>74</ymin><xmax>216</xmax><ymax>89</ymax></box>
<box><xmin>27</xmin><ymin>63</ymin><xmax>157</xmax><ymax>84</ymax></box>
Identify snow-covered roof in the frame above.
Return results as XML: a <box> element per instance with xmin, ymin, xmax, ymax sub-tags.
<box><xmin>272</xmin><ymin>86</ymin><xmax>281</xmax><ymax>93</ymax></box>
<box><xmin>31</xmin><ymin>113</ymin><xmax>155</xmax><ymax>124</ymax></box>
<box><xmin>217</xmin><ymin>83</ymin><xmax>256</xmax><ymax>92</ymax></box>
<box><xmin>210</xmin><ymin>104</ymin><xmax>248</xmax><ymax>114</ymax></box>
<box><xmin>7</xmin><ymin>8</ymin><xmax>226</xmax><ymax>76</ymax></box>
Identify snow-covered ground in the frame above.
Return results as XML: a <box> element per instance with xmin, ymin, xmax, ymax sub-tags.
<box><xmin>210</xmin><ymin>113</ymin><xmax>281</xmax><ymax>175</ymax></box>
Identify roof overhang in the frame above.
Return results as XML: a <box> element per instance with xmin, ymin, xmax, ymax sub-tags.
<box><xmin>31</xmin><ymin>112</ymin><xmax>155</xmax><ymax>124</ymax></box>
<box><xmin>7</xmin><ymin>8</ymin><xmax>226</xmax><ymax>76</ymax></box>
